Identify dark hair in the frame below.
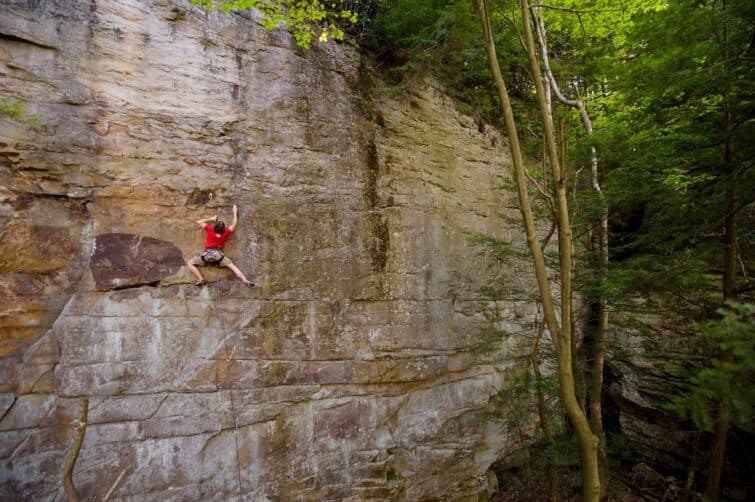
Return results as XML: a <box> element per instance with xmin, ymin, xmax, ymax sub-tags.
<box><xmin>213</xmin><ymin>221</ymin><xmax>226</xmax><ymax>233</ymax></box>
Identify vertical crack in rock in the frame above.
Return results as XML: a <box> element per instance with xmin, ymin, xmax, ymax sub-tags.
<box><xmin>365</xmin><ymin>139</ymin><xmax>389</xmax><ymax>276</ymax></box>
<box><xmin>0</xmin><ymin>394</ymin><xmax>17</xmax><ymax>423</ymax></box>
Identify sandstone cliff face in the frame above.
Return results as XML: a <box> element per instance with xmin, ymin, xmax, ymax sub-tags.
<box><xmin>0</xmin><ymin>1</ymin><xmax>538</xmax><ymax>499</ymax></box>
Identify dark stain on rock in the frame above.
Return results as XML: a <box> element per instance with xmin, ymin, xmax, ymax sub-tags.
<box><xmin>90</xmin><ymin>233</ymin><xmax>184</xmax><ymax>291</ymax></box>
<box><xmin>364</xmin><ymin>139</ymin><xmax>389</xmax><ymax>274</ymax></box>
<box><xmin>163</xmin><ymin>5</ymin><xmax>185</xmax><ymax>22</ymax></box>
<box><xmin>0</xmin><ymin>32</ymin><xmax>57</xmax><ymax>51</ymax></box>
<box><xmin>185</xmin><ymin>189</ymin><xmax>214</xmax><ymax>206</ymax></box>
<box><xmin>475</xmin><ymin>116</ymin><xmax>486</xmax><ymax>133</ymax></box>
<box><xmin>0</xmin><ymin>147</ymin><xmax>21</xmax><ymax>172</ymax></box>
<box><xmin>10</xmin><ymin>271</ymin><xmax>46</xmax><ymax>296</ymax></box>
<box><xmin>368</xmin><ymin>216</ymin><xmax>389</xmax><ymax>274</ymax></box>
<box><xmin>365</xmin><ymin>139</ymin><xmax>379</xmax><ymax>209</ymax></box>
<box><xmin>9</xmin><ymin>194</ymin><xmax>33</xmax><ymax>211</ymax></box>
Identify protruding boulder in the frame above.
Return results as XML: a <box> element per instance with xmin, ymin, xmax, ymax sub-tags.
<box><xmin>90</xmin><ymin>233</ymin><xmax>184</xmax><ymax>291</ymax></box>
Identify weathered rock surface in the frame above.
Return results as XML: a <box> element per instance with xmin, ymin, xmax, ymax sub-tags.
<box><xmin>91</xmin><ymin>233</ymin><xmax>185</xmax><ymax>290</ymax></box>
<box><xmin>606</xmin><ymin>322</ymin><xmax>695</xmax><ymax>472</ymax></box>
<box><xmin>605</xmin><ymin>312</ymin><xmax>751</xmax><ymax>502</ymax></box>
<box><xmin>0</xmin><ymin>1</ymin><xmax>538</xmax><ymax>499</ymax></box>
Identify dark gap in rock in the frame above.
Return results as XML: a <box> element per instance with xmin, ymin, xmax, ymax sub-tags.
<box><xmin>0</xmin><ymin>32</ymin><xmax>57</xmax><ymax>50</ymax></box>
<box><xmin>111</xmin><ymin>281</ymin><xmax>160</xmax><ymax>292</ymax></box>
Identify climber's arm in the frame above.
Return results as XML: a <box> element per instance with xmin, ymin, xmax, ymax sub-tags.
<box><xmin>229</xmin><ymin>205</ymin><xmax>239</xmax><ymax>232</ymax></box>
<box><xmin>196</xmin><ymin>216</ymin><xmax>217</xmax><ymax>228</ymax></box>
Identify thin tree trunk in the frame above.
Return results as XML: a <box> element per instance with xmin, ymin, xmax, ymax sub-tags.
<box><xmin>722</xmin><ymin>87</ymin><xmax>737</xmax><ymax>303</ymax></box>
<box><xmin>559</xmin><ymin>117</ymin><xmax>582</xmax><ymax>408</ymax></box>
<box><xmin>707</xmin><ymin>403</ymin><xmax>730</xmax><ymax>502</ymax></box>
<box><xmin>476</xmin><ymin>0</ymin><xmax>560</xmax><ymax>351</ymax></box>
<box><xmin>534</xmin><ymin>9</ymin><xmax>609</xmax><ymax>489</ymax></box>
<box><xmin>707</xmin><ymin>78</ymin><xmax>737</xmax><ymax>502</ymax></box>
<box><xmin>102</xmin><ymin>468</ymin><xmax>129</xmax><ymax>502</ymax></box>
<box><xmin>520</xmin><ymin>2</ymin><xmax>601</xmax><ymax>499</ymax></box>
<box><xmin>476</xmin><ymin>1</ymin><xmax>600</xmax><ymax>499</ymax></box>
<box><xmin>591</xmin><ymin>255</ymin><xmax>609</xmax><ymax>493</ymax></box>
<box><xmin>63</xmin><ymin>397</ymin><xmax>89</xmax><ymax>502</ymax></box>
<box><xmin>532</xmin><ymin>317</ymin><xmax>558</xmax><ymax>502</ymax></box>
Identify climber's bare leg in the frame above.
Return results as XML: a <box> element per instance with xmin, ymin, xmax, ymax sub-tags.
<box><xmin>221</xmin><ymin>258</ymin><xmax>252</xmax><ymax>285</ymax></box>
<box><xmin>187</xmin><ymin>257</ymin><xmax>206</xmax><ymax>283</ymax></box>
<box><xmin>220</xmin><ymin>257</ymin><xmax>252</xmax><ymax>284</ymax></box>
<box><xmin>225</xmin><ymin>263</ymin><xmax>252</xmax><ymax>284</ymax></box>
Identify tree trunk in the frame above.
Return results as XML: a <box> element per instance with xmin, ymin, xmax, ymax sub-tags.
<box><xmin>534</xmin><ymin>10</ymin><xmax>609</xmax><ymax>489</ymax></box>
<box><xmin>475</xmin><ymin>0</ymin><xmax>560</xmax><ymax>350</ymax></box>
<box><xmin>707</xmin><ymin>77</ymin><xmax>737</xmax><ymax>502</ymax></box>
<box><xmin>476</xmin><ymin>1</ymin><xmax>601</xmax><ymax>499</ymax></box>
<box><xmin>532</xmin><ymin>318</ymin><xmax>558</xmax><ymax>502</ymax></box>
<box><xmin>520</xmin><ymin>2</ymin><xmax>601</xmax><ymax>499</ymax></box>
<box><xmin>62</xmin><ymin>397</ymin><xmax>89</xmax><ymax>502</ymax></box>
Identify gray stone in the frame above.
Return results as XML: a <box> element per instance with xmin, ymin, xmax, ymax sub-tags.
<box><xmin>0</xmin><ymin>394</ymin><xmax>15</xmax><ymax>420</ymax></box>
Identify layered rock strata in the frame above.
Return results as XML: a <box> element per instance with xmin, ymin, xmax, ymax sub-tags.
<box><xmin>0</xmin><ymin>1</ymin><xmax>540</xmax><ymax>499</ymax></box>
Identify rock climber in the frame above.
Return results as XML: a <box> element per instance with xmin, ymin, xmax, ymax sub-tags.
<box><xmin>186</xmin><ymin>204</ymin><xmax>253</xmax><ymax>287</ymax></box>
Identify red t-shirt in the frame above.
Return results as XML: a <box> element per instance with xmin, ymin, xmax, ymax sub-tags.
<box><xmin>204</xmin><ymin>225</ymin><xmax>232</xmax><ymax>249</ymax></box>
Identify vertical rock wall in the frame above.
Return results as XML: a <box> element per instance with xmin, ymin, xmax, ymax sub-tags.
<box><xmin>0</xmin><ymin>1</ymin><xmax>540</xmax><ymax>499</ymax></box>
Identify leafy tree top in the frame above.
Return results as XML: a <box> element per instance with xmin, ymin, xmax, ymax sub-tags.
<box><xmin>190</xmin><ymin>0</ymin><xmax>358</xmax><ymax>48</ymax></box>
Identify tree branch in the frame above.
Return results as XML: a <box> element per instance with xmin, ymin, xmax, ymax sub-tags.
<box><xmin>102</xmin><ymin>468</ymin><xmax>129</xmax><ymax>502</ymax></box>
<box><xmin>62</xmin><ymin>397</ymin><xmax>89</xmax><ymax>502</ymax></box>
<box><xmin>529</xmin><ymin>4</ymin><xmax>624</xmax><ymax>14</ymax></box>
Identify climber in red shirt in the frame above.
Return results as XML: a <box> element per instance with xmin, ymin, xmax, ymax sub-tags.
<box><xmin>186</xmin><ymin>204</ymin><xmax>253</xmax><ymax>287</ymax></box>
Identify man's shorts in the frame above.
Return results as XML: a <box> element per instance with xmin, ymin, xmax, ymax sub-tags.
<box><xmin>188</xmin><ymin>254</ymin><xmax>233</xmax><ymax>267</ymax></box>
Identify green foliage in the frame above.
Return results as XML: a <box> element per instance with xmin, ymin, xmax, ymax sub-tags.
<box><xmin>190</xmin><ymin>0</ymin><xmax>357</xmax><ymax>48</ymax></box>
<box><xmin>666</xmin><ymin>303</ymin><xmax>755</xmax><ymax>433</ymax></box>
<box><xmin>364</xmin><ymin>0</ymin><xmax>544</xmax><ymax>139</ymax></box>
<box><xmin>539</xmin><ymin>0</ymin><xmax>754</xmax><ymax>318</ymax></box>
<box><xmin>371</xmin><ymin>84</ymin><xmax>407</xmax><ymax>96</ymax></box>
<box><xmin>465</xmin><ymin>234</ymin><xmax>530</xmax><ymax>303</ymax></box>
<box><xmin>0</xmin><ymin>97</ymin><xmax>24</xmax><ymax>120</ymax></box>
<box><xmin>0</xmin><ymin>97</ymin><xmax>40</xmax><ymax>130</ymax></box>
<box><xmin>370</xmin><ymin>0</ymin><xmax>455</xmax><ymax>50</ymax></box>
<box><xmin>466</xmin><ymin>232</ymin><xmax>526</xmax><ymax>266</ymax></box>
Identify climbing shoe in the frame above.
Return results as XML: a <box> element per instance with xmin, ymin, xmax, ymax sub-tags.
<box><xmin>195</xmin><ymin>280</ymin><xmax>206</xmax><ymax>287</ymax></box>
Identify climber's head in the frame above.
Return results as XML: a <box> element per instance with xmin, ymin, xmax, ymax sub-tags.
<box><xmin>213</xmin><ymin>220</ymin><xmax>226</xmax><ymax>234</ymax></box>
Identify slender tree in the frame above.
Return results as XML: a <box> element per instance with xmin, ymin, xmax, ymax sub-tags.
<box><xmin>531</xmin><ymin>8</ymin><xmax>609</xmax><ymax>488</ymax></box>
<box><xmin>476</xmin><ymin>0</ymin><xmax>601</xmax><ymax>499</ymax></box>
<box><xmin>707</xmin><ymin>3</ymin><xmax>740</xmax><ymax>498</ymax></box>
